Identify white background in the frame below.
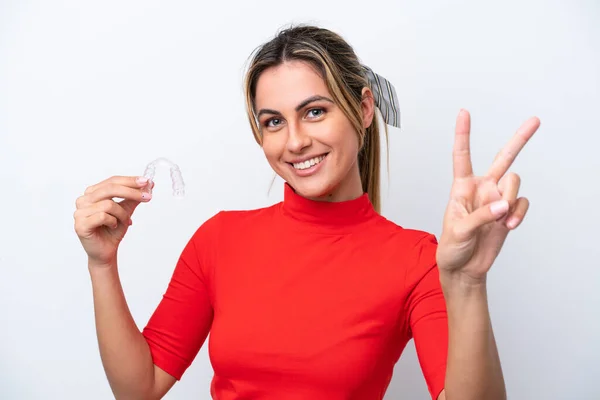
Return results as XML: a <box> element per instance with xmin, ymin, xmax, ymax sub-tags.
<box><xmin>1</xmin><ymin>0</ymin><xmax>599</xmax><ymax>399</ymax></box>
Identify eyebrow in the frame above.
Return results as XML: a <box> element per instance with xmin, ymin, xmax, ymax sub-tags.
<box><xmin>256</xmin><ymin>95</ymin><xmax>335</xmax><ymax>118</ymax></box>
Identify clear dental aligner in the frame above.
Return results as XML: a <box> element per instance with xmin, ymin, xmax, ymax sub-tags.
<box><xmin>142</xmin><ymin>157</ymin><xmax>185</xmax><ymax>198</ymax></box>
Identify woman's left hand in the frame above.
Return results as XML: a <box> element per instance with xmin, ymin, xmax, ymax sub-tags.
<box><xmin>436</xmin><ymin>109</ymin><xmax>541</xmax><ymax>284</ymax></box>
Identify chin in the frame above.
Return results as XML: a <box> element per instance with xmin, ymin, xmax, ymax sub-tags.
<box><xmin>286</xmin><ymin>176</ymin><xmax>337</xmax><ymax>200</ymax></box>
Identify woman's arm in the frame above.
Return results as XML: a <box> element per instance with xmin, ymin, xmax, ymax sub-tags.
<box><xmin>433</xmin><ymin>110</ymin><xmax>540</xmax><ymax>399</ymax></box>
<box><xmin>89</xmin><ymin>260</ymin><xmax>176</xmax><ymax>399</ymax></box>
<box><xmin>437</xmin><ymin>274</ymin><xmax>505</xmax><ymax>400</ymax></box>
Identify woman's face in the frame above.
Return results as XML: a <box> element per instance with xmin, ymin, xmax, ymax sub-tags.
<box><xmin>254</xmin><ymin>60</ymin><xmax>374</xmax><ymax>201</ymax></box>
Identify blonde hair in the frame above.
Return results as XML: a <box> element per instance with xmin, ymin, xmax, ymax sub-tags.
<box><xmin>243</xmin><ymin>25</ymin><xmax>388</xmax><ymax>213</ymax></box>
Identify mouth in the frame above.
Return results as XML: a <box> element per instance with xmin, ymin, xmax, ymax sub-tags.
<box><xmin>286</xmin><ymin>153</ymin><xmax>329</xmax><ymax>177</ymax></box>
<box><xmin>290</xmin><ymin>154</ymin><xmax>327</xmax><ymax>170</ymax></box>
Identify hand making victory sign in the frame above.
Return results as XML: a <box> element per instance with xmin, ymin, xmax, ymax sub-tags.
<box><xmin>436</xmin><ymin>109</ymin><xmax>541</xmax><ymax>284</ymax></box>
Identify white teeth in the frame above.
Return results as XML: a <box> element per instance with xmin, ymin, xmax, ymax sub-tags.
<box><xmin>293</xmin><ymin>155</ymin><xmax>325</xmax><ymax>170</ymax></box>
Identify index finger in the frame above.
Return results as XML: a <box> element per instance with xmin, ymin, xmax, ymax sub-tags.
<box><xmin>85</xmin><ymin>175</ymin><xmax>149</xmax><ymax>195</ymax></box>
<box><xmin>486</xmin><ymin>117</ymin><xmax>541</xmax><ymax>181</ymax></box>
<box><xmin>86</xmin><ymin>182</ymin><xmax>150</xmax><ymax>204</ymax></box>
<box><xmin>453</xmin><ymin>109</ymin><xmax>473</xmax><ymax>178</ymax></box>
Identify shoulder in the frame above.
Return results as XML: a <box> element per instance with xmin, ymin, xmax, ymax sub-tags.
<box><xmin>181</xmin><ymin>203</ymin><xmax>281</xmax><ymax>264</ymax></box>
<box><xmin>208</xmin><ymin>203</ymin><xmax>281</xmax><ymax>229</ymax></box>
<box><xmin>191</xmin><ymin>203</ymin><xmax>281</xmax><ymax>239</ymax></box>
<box><xmin>371</xmin><ymin>214</ymin><xmax>438</xmax><ymax>250</ymax></box>
<box><xmin>369</xmin><ymin>216</ymin><xmax>439</xmax><ymax>283</ymax></box>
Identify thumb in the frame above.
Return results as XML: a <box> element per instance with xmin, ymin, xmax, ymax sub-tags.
<box><xmin>119</xmin><ymin>181</ymin><xmax>153</xmax><ymax>215</ymax></box>
<box><xmin>460</xmin><ymin>200</ymin><xmax>510</xmax><ymax>237</ymax></box>
<box><xmin>119</xmin><ymin>198</ymin><xmax>142</xmax><ymax>216</ymax></box>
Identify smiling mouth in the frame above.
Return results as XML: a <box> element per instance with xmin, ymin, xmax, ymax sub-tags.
<box><xmin>290</xmin><ymin>154</ymin><xmax>327</xmax><ymax>170</ymax></box>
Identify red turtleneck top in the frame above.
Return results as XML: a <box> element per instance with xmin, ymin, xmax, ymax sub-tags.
<box><xmin>142</xmin><ymin>184</ymin><xmax>448</xmax><ymax>399</ymax></box>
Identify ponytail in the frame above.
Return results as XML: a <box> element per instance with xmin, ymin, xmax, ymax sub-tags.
<box><xmin>358</xmin><ymin>115</ymin><xmax>387</xmax><ymax>214</ymax></box>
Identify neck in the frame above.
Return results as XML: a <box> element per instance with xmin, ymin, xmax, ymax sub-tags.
<box><xmin>280</xmin><ymin>174</ymin><xmax>378</xmax><ymax>234</ymax></box>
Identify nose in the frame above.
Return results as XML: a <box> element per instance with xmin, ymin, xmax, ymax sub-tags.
<box><xmin>286</xmin><ymin>121</ymin><xmax>312</xmax><ymax>153</ymax></box>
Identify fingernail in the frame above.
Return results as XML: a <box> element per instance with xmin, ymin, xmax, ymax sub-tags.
<box><xmin>136</xmin><ymin>177</ymin><xmax>149</xmax><ymax>185</ymax></box>
<box><xmin>128</xmin><ymin>218</ymin><xmax>133</xmax><ymax>226</ymax></box>
<box><xmin>141</xmin><ymin>192</ymin><xmax>152</xmax><ymax>200</ymax></box>
<box><xmin>490</xmin><ymin>200</ymin><xmax>509</xmax><ymax>216</ymax></box>
<box><xmin>506</xmin><ymin>217</ymin><xmax>519</xmax><ymax>229</ymax></box>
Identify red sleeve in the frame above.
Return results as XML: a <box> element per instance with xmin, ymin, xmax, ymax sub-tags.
<box><xmin>405</xmin><ymin>233</ymin><xmax>448</xmax><ymax>400</ymax></box>
<box><xmin>141</xmin><ymin>212</ymin><xmax>222</xmax><ymax>380</ymax></box>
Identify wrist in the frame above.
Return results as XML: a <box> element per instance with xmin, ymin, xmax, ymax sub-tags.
<box><xmin>88</xmin><ymin>257</ymin><xmax>118</xmax><ymax>275</ymax></box>
<box><xmin>439</xmin><ymin>271</ymin><xmax>488</xmax><ymax>299</ymax></box>
<box><xmin>88</xmin><ymin>254</ymin><xmax>117</xmax><ymax>267</ymax></box>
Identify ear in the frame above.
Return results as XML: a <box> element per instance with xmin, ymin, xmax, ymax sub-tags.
<box><xmin>360</xmin><ymin>87</ymin><xmax>376</xmax><ymax>129</ymax></box>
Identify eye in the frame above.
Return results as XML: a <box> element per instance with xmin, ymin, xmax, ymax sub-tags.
<box><xmin>306</xmin><ymin>108</ymin><xmax>325</xmax><ymax>119</ymax></box>
<box><xmin>266</xmin><ymin>118</ymin><xmax>282</xmax><ymax>127</ymax></box>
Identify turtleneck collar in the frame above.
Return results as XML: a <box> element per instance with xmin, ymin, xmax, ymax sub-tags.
<box><xmin>279</xmin><ymin>182</ymin><xmax>379</xmax><ymax>233</ymax></box>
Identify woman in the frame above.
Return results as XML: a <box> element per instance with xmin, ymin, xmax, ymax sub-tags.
<box><xmin>74</xmin><ymin>25</ymin><xmax>540</xmax><ymax>399</ymax></box>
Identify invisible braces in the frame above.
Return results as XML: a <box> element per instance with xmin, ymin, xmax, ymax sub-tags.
<box><xmin>142</xmin><ymin>157</ymin><xmax>185</xmax><ymax>198</ymax></box>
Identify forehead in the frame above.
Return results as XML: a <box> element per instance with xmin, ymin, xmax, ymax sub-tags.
<box><xmin>254</xmin><ymin>61</ymin><xmax>330</xmax><ymax>110</ymax></box>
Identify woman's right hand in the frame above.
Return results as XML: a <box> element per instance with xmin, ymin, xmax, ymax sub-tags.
<box><xmin>74</xmin><ymin>175</ymin><xmax>153</xmax><ymax>267</ymax></box>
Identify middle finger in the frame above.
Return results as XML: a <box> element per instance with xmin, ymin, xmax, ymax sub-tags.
<box><xmin>486</xmin><ymin>117</ymin><xmax>540</xmax><ymax>182</ymax></box>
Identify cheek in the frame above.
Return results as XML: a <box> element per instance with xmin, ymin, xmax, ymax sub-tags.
<box><xmin>261</xmin><ymin>135</ymin><xmax>285</xmax><ymax>164</ymax></box>
<box><xmin>328</xmin><ymin>126</ymin><xmax>360</xmax><ymax>166</ymax></box>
